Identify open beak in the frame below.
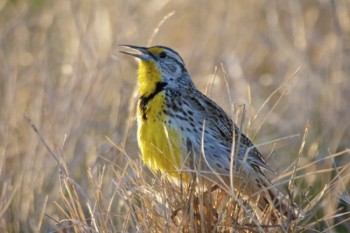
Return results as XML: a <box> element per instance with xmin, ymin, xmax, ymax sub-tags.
<box><xmin>119</xmin><ymin>45</ymin><xmax>152</xmax><ymax>61</ymax></box>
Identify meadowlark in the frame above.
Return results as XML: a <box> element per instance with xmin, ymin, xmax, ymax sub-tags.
<box><xmin>120</xmin><ymin>45</ymin><xmax>303</xmax><ymax>220</ymax></box>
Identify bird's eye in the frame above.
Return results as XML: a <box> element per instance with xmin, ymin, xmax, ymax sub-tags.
<box><xmin>159</xmin><ymin>52</ymin><xmax>167</xmax><ymax>58</ymax></box>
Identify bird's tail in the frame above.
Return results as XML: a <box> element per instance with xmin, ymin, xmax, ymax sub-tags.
<box><xmin>254</xmin><ymin>174</ymin><xmax>305</xmax><ymax>220</ymax></box>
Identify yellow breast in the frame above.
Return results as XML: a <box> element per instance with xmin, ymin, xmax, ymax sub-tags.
<box><xmin>137</xmin><ymin>93</ymin><xmax>186</xmax><ymax>179</ymax></box>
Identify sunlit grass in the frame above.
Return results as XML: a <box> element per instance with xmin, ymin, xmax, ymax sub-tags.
<box><xmin>0</xmin><ymin>0</ymin><xmax>349</xmax><ymax>232</ymax></box>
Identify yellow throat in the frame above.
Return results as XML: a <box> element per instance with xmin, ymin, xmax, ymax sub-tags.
<box><xmin>136</xmin><ymin>59</ymin><xmax>186</xmax><ymax>180</ymax></box>
<box><xmin>137</xmin><ymin>47</ymin><xmax>167</xmax><ymax>96</ymax></box>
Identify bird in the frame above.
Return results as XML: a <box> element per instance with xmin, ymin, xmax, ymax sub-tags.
<box><xmin>120</xmin><ymin>45</ymin><xmax>303</xmax><ymax>220</ymax></box>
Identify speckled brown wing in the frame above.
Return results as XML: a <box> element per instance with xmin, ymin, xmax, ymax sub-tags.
<box><xmin>187</xmin><ymin>89</ymin><xmax>274</xmax><ymax>172</ymax></box>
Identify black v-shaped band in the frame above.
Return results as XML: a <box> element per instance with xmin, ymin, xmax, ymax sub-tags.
<box><xmin>139</xmin><ymin>82</ymin><xmax>167</xmax><ymax>120</ymax></box>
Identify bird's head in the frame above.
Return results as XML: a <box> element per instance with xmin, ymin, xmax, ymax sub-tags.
<box><xmin>120</xmin><ymin>45</ymin><xmax>193</xmax><ymax>97</ymax></box>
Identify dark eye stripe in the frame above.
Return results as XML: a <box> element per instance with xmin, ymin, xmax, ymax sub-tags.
<box><xmin>148</xmin><ymin>46</ymin><xmax>186</xmax><ymax>70</ymax></box>
<box><xmin>156</xmin><ymin>46</ymin><xmax>184</xmax><ymax>63</ymax></box>
<box><xmin>159</xmin><ymin>52</ymin><xmax>167</xmax><ymax>58</ymax></box>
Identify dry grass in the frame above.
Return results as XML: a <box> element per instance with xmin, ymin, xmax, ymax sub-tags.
<box><xmin>1</xmin><ymin>0</ymin><xmax>350</xmax><ymax>232</ymax></box>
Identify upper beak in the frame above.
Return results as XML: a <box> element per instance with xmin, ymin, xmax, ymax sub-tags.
<box><xmin>119</xmin><ymin>45</ymin><xmax>152</xmax><ymax>61</ymax></box>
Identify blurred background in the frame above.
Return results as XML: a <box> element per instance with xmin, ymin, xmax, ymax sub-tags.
<box><xmin>0</xmin><ymin>0</ymin><xmax>349</xmax><ymax>231</ymax></box>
